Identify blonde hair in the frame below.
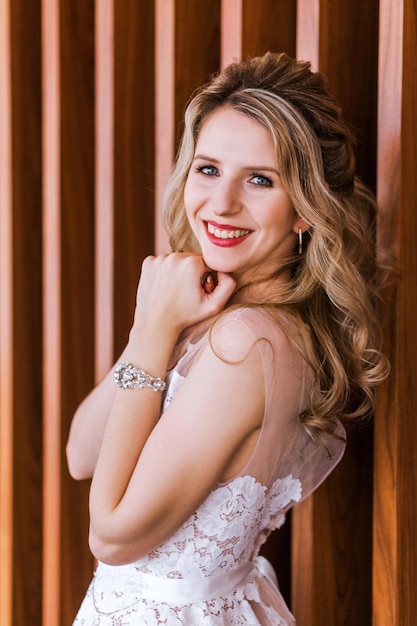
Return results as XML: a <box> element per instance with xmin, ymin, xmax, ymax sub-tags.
<box><xmin>163</xmin><ymin>52</ymin><xmax>389</xmax><ymax>439</ymax></box>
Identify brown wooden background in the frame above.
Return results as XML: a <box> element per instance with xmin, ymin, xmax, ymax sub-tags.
<box><xmin>0</xmin><ymin>1</ymin><xmax>415</xmax><ymax>624</ymax></box>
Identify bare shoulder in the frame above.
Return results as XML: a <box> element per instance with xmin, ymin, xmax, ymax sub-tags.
<box><xmin>209</xmin><ymin>306</ymin><xmax>304</xmax><ymax>363</ymax></box>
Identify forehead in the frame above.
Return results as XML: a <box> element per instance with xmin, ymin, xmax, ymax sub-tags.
<box><xmin>196</xmin><ymin>107</ymin><xmax>275</xmax><ymax>151</ymax></box>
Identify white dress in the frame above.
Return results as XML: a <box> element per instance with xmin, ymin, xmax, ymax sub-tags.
<box><xmin>73</xmin><ymin>308</ymin><xmax>345</xmax><ymax>625</ymax></box>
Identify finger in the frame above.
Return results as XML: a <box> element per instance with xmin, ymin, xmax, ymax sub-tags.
<box><xmin>204</xmin><ymin>272</ymin><xmax>236</xmax><ymax>308</ymax></box>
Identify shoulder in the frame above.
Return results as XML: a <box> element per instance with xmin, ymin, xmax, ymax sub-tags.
<box><xmin>210</xmin><ymin>306</ymin><xmax>306</xmax><ymax>363</ymax></box>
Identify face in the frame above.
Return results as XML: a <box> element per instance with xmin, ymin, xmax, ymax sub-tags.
<box><xmin>184</xmin><ymin>107</ymin><xmax>306</xmax><ymax>290</ymax></box>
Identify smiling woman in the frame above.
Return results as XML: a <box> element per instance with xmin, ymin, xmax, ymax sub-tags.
<box><xmin>183</xmin><ymin>107</ymin><xmax>307</xmax><ymax>286</ymax></box>
<box><xmin>67</xmin><ymin>52</ymin><xmax>389</xmax><ymax>625</ymax></box>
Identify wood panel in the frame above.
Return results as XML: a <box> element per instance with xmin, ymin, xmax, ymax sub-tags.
<box><xmin>59</xmin><ymin>1</ymin><xmax>96</xmax><ymax>622</ymax></box>
<box><xmin>374</xmin><ymin>0</ymin><xmax>417</xmax><ymax>624</ymax></box>
<box><xmin>292</xmin><ymin>1</ymin><xmax>379</xmax><ymax>624</ymax></box>
<box><xmin>0</xmin><ymin>1</ymin><xmax>43</xmax><ymax>624</ymax></box>
<box><xmin>0</xmin><ymin>1</ymin><xmax>13</xmax><ymax>623</ymax></box>
<box><xmin>42</xmin><ymin>1</ymin><xmax>96</xmax><ymax>624</ymax></box>
<box><xmin>0</xmin><ymin>1</ymin><xmax>415</xmax><ymax>624</ymax></box>
<box><xmin>174</xmin><ymin>0</ymin><xmax>221</xmax><ymax>137</ymax></box>
<box><xmin>155</xmin><ymin>0</ymin><xmax>175</xmax><ymax>254</ymax></box>
<box><xmin>242</xmin><ymin>0</ymin><xmax>296</xmax><ymax>58</ymax></box>
<box><xmin>42</xmin><ymin>0</ymin><xmax>62</xmax><ymax>622</ymax></box>
<box><xmin>10</xmin><ymin>3</ymin><xmax>43</xmax><ymax>624</ymax></box>
<box><xmin>95</xmin><ymin>0</ymin><xmax>114</xmax><ymax>380</ymax></box>
<box><xmin>113</xmin><ymin>0</ymin><xmax>156</xmax><ymax>355</ymax></box>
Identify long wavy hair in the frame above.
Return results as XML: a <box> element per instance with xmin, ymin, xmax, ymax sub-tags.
<box><xmin>163</xmin><ymin>52</ymin><xmax>390</xmax><ymax>439</ymax></box>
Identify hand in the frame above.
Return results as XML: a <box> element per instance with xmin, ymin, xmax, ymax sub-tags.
<box><xmin>132</xmin><ymin>253</ymin><xmax>236</xmax><ymax>338</ymax></box>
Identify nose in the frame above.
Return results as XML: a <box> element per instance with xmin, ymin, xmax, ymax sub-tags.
<box><xmin>211</xmin><ymin>179</ymin><xmax>242</xmax><ymax>216</ymax></box>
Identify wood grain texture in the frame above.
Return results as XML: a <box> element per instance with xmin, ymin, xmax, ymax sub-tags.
<box><xmin>398</xmin><ymin>2</ymin><xmax>417</xmax><ymax>615</ymax></box>
<box><xmin>95</xmin><ymin>0</ymin><xmax>114</xmax><ymax>380</ymax></box>
<box><xmin>42</xmin><ymin>0</ymin><xmax>62</xmax><ymax>622</ymax></box>
<box><xmin>155</xmin><ymin>0</ymin><xmax>175</xmax><ymax>254</ymax></box>
<box><xmin>296</xmin><ymin>0</ymin><xmax>319</xmax><ymax>69</ymax></box>
<box><xmin>59</xmin><ymin>1</ymin><xmax>96</xmax><ymax>623</ymax></box>
<box><xmin>374</xmin><ymin>0</ymin><xmax>417</xmax><ymax>624</ymax></box>
<box><xmin>0</xmin><ymin>1</ymin><xmax>13</xmax><ymax>624</ymax></box>
<box><xmin>373</xmin><ymin>1</ymin><xmax>403</xmax><ymax>622</ymax></box>
<box><xmin>221</xmin><ymin>0</ymin><xmax>242</xmax><ymax>67</ymax></box>
<box><xmin>9</xmin><ymin>2</ymin><xmax>43</xmax><ymax>624</ymax></box>
<box><xmin>0</xmin><ymin>1</ymin><xmax>415</xmax><ymax>624</ymax></box>
<box><xmin>175</xmin><ymin>0</ymin><xmax>221</xmax><ymax>137</ymax></box>
<box><xmin>293</xmin><ymin>431</ymin><xmax>374</xmax><ymax>625</ymax></box>
<box><xmin>319</xmin><ymin>0</ymin><xmax>379</xmax><ymax>188</ymax></box>
<box><xmin>113</xmin><ymin>0</ymin><xmax>156</xmax><ymax>356</ymax></box>
<box><xmin>242</xmin><ymin>0</ymin><xmax>296</xmax><ymax>58</ymax></box>
<box><xmin>292</xmin><ymin>1</ymin><xmax>379</xmax><ymax>623</ymax></box>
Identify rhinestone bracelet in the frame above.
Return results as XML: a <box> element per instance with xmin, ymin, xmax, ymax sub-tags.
<box><xmin>114</xmin><ymin>362</ymin><xmax>167</xmax><ymax>392</ymax></box>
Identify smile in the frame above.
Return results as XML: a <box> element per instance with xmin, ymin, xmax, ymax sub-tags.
<box><xmin>206</xmin><ymin>222</ymin><xmax>251</xmax><ymax>239</ymax></box>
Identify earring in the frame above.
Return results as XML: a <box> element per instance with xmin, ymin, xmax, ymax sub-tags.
<box><xmin>298</xmin><ymin>228</ymin><xmax>303</xmax><ymax>255</ymax></box>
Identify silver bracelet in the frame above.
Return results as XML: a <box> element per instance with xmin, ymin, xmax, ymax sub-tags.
<box><xmin>114</xmin><ymin>362</ymin><xmax>167</xmax><ymax>392</ymax></box>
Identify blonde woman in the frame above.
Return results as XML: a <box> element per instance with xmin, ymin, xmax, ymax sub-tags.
<box><xmin>67</xmin><ymin>52</ymin><xmax>389</xmax><ymax>625</ymax></box>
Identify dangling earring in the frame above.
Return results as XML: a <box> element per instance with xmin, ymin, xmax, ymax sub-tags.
<box><xmin>298</xmin><ymin>228</ymin><xmax>303</xmax><ymax>255</ymax></box>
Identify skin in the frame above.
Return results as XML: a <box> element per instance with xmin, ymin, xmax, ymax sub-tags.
<box><xmin>66</xmin><ymin>107</ymin><xmax>307</xmax><ymax>566</ymax></box>
<box><xmin>184</xmin><ymin>106</ymin><xmax>308</xmax><ymax>296</ymax></box>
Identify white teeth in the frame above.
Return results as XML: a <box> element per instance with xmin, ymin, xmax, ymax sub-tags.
<box><xmin>207</xmin><ymin>223</ymin><xmax>249</xmax><ymax>239</ymax></box>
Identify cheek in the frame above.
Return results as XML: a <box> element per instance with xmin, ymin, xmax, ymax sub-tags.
<box><xmin>262</xmin><ymin>205</ymin><xmax>294</xmax><ymax>228</ymax></box>
<box><xmin>183</xmin><ymin>186</ymin><xmax>199</xmax><ymax>231</ymax></box>
<box><xmin>183</xmin><ymin>181</ymin><xmax>202</xmax><ymax>221</ymax></box>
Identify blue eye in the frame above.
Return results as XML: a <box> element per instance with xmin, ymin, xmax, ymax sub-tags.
<box><xmin>196</xmin><ymin>165</ymin><xmax>218</xmax><ymax>176</ymax></box>
<box><xmin>251</xmin><ymin>174</ymin><xmax>273</xmax><ymax>187</ymax></box>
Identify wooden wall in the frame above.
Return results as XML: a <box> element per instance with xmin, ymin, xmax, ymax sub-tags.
<box><xmin>0</xmin><ymin>1</ymin><xmax>415</xmax><ymax>624</ymax></box>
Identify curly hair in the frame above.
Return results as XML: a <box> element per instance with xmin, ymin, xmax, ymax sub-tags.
<box><xmin>163</xmin><ymin>51</ymin><xmax>390</xmax><ymax>440</ymax></box>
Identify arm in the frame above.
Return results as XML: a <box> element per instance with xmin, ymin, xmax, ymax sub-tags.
<box><xmin>66</xmin><ymin>350</ymin><xmax>125</xmax><ymax>481</ymax></box>
<box><xmin>65</xmin><ymin>257</ymin><xmax>225</xmax><ymax>481</ymax></box>
<box><xmin>88</xmin><ymin>314</ymin><xmax>265</xmax><ymax>565</ymax></box>
<box><xmin>84</xmin><ymin>253</ymin><xmax>269</xmax><ymax>565</ymax></box>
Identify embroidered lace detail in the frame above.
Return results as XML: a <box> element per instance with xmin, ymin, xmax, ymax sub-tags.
<box><xmin>74</xmin><ymin>474</ymin><xmax>301</xmax><ymax>625</ymax></box>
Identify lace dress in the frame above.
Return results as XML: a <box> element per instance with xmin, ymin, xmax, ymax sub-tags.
<box><xmin>73</xmin><ymin>308</ymin><xmax>345</xmax><ymax>625</ymax></box>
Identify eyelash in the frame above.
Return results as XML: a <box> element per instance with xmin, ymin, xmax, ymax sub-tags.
<box><xmin>250</xmin><ymin>174</ymin><xmax>273</xmax><ymax>187</ymax></box>
<box><xmin>195</xmin><ymin>166</ymin><xmax>273</xmax><ymax>187</ymax></box>
<box><xmin>196</xmin><ymin>165</ymin><xmax>218</xmax><ymax>176</ymax></box>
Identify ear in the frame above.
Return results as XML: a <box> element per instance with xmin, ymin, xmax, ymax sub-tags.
<box><xmin>292</xmin><ymin>216</ymin><xmax>309</xmax><ymax>234</ymax></box>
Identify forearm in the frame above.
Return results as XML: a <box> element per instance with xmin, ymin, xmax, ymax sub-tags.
<box><xmin>66</xmin><ymin>345</ymin><xmax>131</xmax><ymax>480</ymax></box>
<box><xmin>88</xmin><ymin>326</ymin><xmax>177</xmax><ymax>549</ymax></box>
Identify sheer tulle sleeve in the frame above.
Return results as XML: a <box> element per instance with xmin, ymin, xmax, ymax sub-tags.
<box><xmin>172</xmin><ymin>307</ymin><xmax>345</xmax><ymax>499</ymax></box>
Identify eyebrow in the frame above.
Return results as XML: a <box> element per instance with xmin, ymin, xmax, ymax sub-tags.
<box><xmin>193</xmin><ymin>154</ymin><xmax>279</xmax><ymax>175</ymax></box>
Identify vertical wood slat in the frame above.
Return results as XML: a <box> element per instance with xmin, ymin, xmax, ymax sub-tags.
<box><xmin>292</xmin><ymin>2</ymin><xmax>380</xmax><ymax>624</ymax></box>
<box><xmin>296</xmin><ymin>0</ymin><xmax>319</xmax><ymax>69</ymax></box>
<box><xmin>0</xmin><ymin>1</ymin><xmax>13</xmax><ymax>624</ymax></box>
<box><xmin>112</xmin><ymin>1</ymin><xmax>156</xmax><ymax>355</ymax></box>
<box><xmin>373</xmin><ymin>1</ymin><xmax>403</xmax><ymax>623</ymax></box>
<box><xmin>43</xmin><ymin>1</ymin><xmax>96</xmax><ymax>624</ymax></box>
<box><xmin>221</xmin><ymin>0</ymin><xmax>242</xmax><ymax>67</ymax></box>
<box><xmin>155</xmin><ymin>0</ymin><xmax>175</xmax><ymax>255</ymax></box>
<box><xmin>42</xmin><ymin>0</ymin><xmax>61</xmax><ymax>623</ymax></box>
<box><xmin>59</xmin><ymin>1</ymin><xmax>96</xmax><ymax>622</ymax></box>
<box><xmin>242</xmin><ymin>0</ymin><xmax>296</xmax><ymax>58</ymax></box>
<box><xmin>374</xmin><ymin>0</ymin><xmax>417</xmax><ymax>624</ymax></box>
<box><xmin>0</xmin><ymin>2</ymin><xmax>415</xmax><ymax>624</ymax></box>
<box><xmin>9</xmin><ymin>1</ymin><xmax>43</xmax><ymax>623</ymax></box>
<box><xmin>398</xmin><ymin>5</ymin><xmax>417</xmax><ymax>622</ymax></box>
<box><xmin>95</xmin><ymin>0</ymin><xmax>114</xmax><ymax>380</ymax></box>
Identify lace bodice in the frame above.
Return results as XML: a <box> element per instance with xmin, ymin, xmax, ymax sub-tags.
<box><xmin>73</xmin><ymin>309</ymin><xmax>345</xmax><ymax>625</ymax></box>
<box><xmin>85</xmin><ymin>474</ymin><xmax>301</xmax><ymax>625</ymax></box>
<box><xmin>129</xmin><ymin>474</ymin><xmax>302</xmax><ymax>579</ymax></box>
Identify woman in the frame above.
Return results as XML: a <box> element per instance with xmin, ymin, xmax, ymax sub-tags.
<box><xmin>67</xmin><ymin>52</ymin><xmax>389</xmax><ymax>624</ymax></box>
